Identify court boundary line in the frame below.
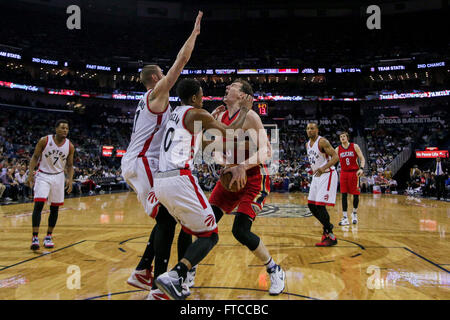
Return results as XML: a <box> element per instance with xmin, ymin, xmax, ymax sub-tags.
<box><xmin>0</xmin><ymin>240</ymin><xmax>86</xmax><ymax>272</ymax></box>
<box><xmin>402</xmin><ymin>247</ymin><xmax>449</xmax><ymax>273</ymax></box>
<box><xmin>84</xmin><ymin>286</ymin><xmax>320</xmax><ymax>300</ymax></box>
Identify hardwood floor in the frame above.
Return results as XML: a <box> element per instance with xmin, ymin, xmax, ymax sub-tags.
<box><xmin>0</xmin><ymin>191</ymin><xmax>448</xmax><ymax>300</ymax></box>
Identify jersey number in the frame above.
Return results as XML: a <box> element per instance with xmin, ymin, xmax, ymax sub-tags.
<box><xmin>163</xmin><ymin>127</ymin><xmax>175</xmax><ymax>152</ymax></box>
<box><xmin>345</xmin><ymin>158</ymin><xmax>350</xmax><ymax>166</ymax></box>
<box><xmin>53</xmin><ymin>157</ymin><xmax>59</xmax><ymax>165</ymax></box>
<box><xmin>132</xmin><ymin>110</ymin><xmax>140</xmax><ymax>133</ymax></box>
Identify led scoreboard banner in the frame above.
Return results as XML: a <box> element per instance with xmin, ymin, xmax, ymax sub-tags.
<box><xmin>116</xmin><ymin>149</ymin><xmax>126</xmax><ymax>157</ymax></box>
<box><xmin>416</xmin><ymin>147</ymin><xmax>449</xmax><ymax>159</ymax></box>
<box><xmin>257</xmin><ymin>102</ymin><xmax>268</xmax><ymax>116</ymax></box>
<box><xmin>102</xmin><ymin>146</ymin><xmax>114</xmax><ymax>157</ymax></box>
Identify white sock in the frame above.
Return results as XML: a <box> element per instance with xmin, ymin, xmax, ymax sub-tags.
<box><xmin>343</xmin><ymin>211</ymin><xmax>348</xmax><ymax>218</ymax></box>
<box><xmin>265</xmin><ymin>257</ymin><xmax>276</xmax><ymax>271</ymax></box>
<box><xmin>353</xmin><ymin>209</ymin><xmax>357</xmax><ymax>215</ymax></box>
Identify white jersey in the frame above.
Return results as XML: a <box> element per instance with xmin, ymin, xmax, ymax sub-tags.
<box><xmin>307</xmin><ymin>136</ymin><xmax>334</xmax><ymax>172</ymax></box>
<box><xmin>159</xmin><ymin>105</ymin><xmax>202</xmax><ymax>172</ymax></box>
<box><xmin>38</xmin><ymin>135</ymin><xmax>70</xmax><ymax>174</ymax></box>
<box><xmin>123</xmin><ymin>89</ymin><xmax>171</xmax><ymax>168</ymax></box>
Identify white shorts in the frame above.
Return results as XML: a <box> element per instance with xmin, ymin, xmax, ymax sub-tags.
<box><xmin>121</xmin><ymin>157</ymin><xmax>160</xmax><ymax>218</ymax></box>
<box><xmin>154</xmin><ymin>169</ymin><xmax>218</xmax><ymax>237</ymax></box>
<box><xmin>34</xmin><ymin>171</ymin><xmax>65</xmax><ymax>206</ymax></box>
<box><xmin>308</xmin><ymin>168</ymin><xmax>338</xmax><ymax>206</ymax></box>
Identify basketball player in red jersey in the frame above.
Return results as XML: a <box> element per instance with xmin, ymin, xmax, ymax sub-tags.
<box><xmin>335</xmin><ymin>132</ymin><xmax>365</xmax><ymax>226</ymax></box>
<box><xmin>208</xmin><ymin>79</ymin><xmax>286</xmax><ymax>296</ymax></box>
<box><xmin>27</xmin><ymin>120</ymin><xmax>74</xmax><ymax>250</ymax></box>
<box><xmin>122</xmin><ymin>11</ymin><xmax>203</xmax><ymax>299</ymax></box>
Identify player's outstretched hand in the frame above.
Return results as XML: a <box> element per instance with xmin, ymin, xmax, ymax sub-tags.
<box><xmin>211</xmin><ymin>105</ymin><xmax>226</xmax><ymax>119</ymax></box>
<box><xmin>65</xmin><ymin>179</ymin><xmax>73</xmax><ymax>194</ymax></box>
<box><xmin>224</xmin><ymin>165</ymin><xmax>246</xmax><ymax>191</ymax></box>
<box><xmin>27</xmin><ymin>175</ymin><xmax>35</xmax><ymax>188</ymax></box>
<box><xmin>238</xmin><ymin>94</ymin><xmax>253</xmax><ymax>113</ymax></box>
<box><xmin>192</xmin><ymin>11</ymin><xmax>203</xmax><ymax>36</ymax></box>
<box><xmin>314</xmin><ymin>167</ymin><xmax>325</xmax><ymax>177</ymax></box>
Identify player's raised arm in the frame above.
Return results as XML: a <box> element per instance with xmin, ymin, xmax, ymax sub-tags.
<box><xmin>233</xmin><ymin>110</ymin><xmax>271</xmax><ymax>170</ymax></box>
<box><xmin>149</xmin><ymin>10</ymin><xmax>203</xmax><ymax>111</ymax></box>
<box><xmin>65</xmin><ymin>142</ymin><xmax>75</xmax><ymax>194</ymax></box>
<box><xmin>26</xmin><ymin>137</ymin><xmax>47</xmax><ymax>188</ymax></box>
<box><xmin>185</xmin><ymin>95</ymin><xmax>251</xmax><ymax>136</ymax></box>
<box><xmin>315</xmin><ymin>138</ymin><xmax>339</xmax><ymax>176</ymax></box>
<box><xmin>354</xmin><ymin>143</ymin><xmax>366</xmax><ymax>177</ymax></box>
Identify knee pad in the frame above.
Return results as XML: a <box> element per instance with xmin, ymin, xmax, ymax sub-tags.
<box><xmin>308</xmin><ymin>203</ymin><xmax>317</xmax><ymax>214</ymax></box>
<box><xmin>155</xmin><ymin>205</ymin><xmax>176</xmax><ymax>228</ymax></box>
<box><xmin>353</xmin><ymin>194</ymin><xmax>359</xmax><ymax>209</ymax></box>
<box><xmin>342</xmin><ymin>193</ymin><xmax>348</xmax><ymax>211</ymax></box>
<box><xmin>209</xmin><ymin>232</ymin><xmax>219</xmax><ymax>248</ymax></box>
<box><xmin>211</xmin><ymin>205</ymin><xmax>224</xmax><ymax>223</ymax></box>
<box><xmin>232</xmin><ymin>213</ymin><xmax>259</xmax><ymax>251</ymax></box>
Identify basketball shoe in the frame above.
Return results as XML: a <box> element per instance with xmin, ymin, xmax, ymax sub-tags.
<box><xmin>127</xmin><ymin>267</ymin><xmax>153</xmax><ymax>291</ymax></box>
<box><xmin>351</xmin><ymin>213</ymin><xmax>358</xmax><ymax>224</ymax></box>
<box><xmin>155</xmin><ymin>271</ymin><xmax>187</xmax><ymax>300</ymax></box>
<box><xmin>315</xmin><ymin>233</ymin><xmax>338</xmax><ymax>247</ymax></box>
<box><xmin>146</xmin><ymin>288</ymin><xmax>170</xmax><ymax>300</ymax></box>
<box><xmin>338</xmin><ymin>216</ymin><xmax>350</xmax><ymax>226</ymax></box>
<box><xmin>30</xmin><ymin>236</ymin><xmax>40</xmax><ymax>250</ymax></box>
<box><xmin>268</xmin><ymin>265</ymin><xmax>286</xmax><ymax>295</ymax></box>
<box><xmin>147</xmin><ymin>284</ymin><xmax>190</xmax><ymax>300</ymax></box>
<box><xmin>185</xmin><ymin>265</ymin><xmax>197</xmax><ymax>288</ymax></box>
<box><xmin>43</xmin><ymin>235</ymin><xmax>54</xmax><ymax>248</ymax></box>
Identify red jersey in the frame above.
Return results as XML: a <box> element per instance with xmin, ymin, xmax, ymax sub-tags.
<box><xmin>221</xmin><ymin>109</ymin><xmax>241</xmax><ymax>125</ymax></box>
<box><xmin>338</xmin><ymin>143</ymin><xmax>359</xmax><ymax>171</ymax></box>
<box><xmin>220</xmin><ymin>109</ymin><xmax>247</xmax><ymax>164</ymax></box>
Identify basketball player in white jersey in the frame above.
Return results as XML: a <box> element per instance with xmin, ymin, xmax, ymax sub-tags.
<box><xmin>154</xmin><ymin>78</ymin><xmax>251</xmax><ymax>300</ymax></box>
<box><xmin>122</xmin><ymin>11</ymin><xmax>203</xmax><ymax>300</ymax></box>
<box><xmin>27</xmin><ymin>119</ymin><xmax>74</xmax><ymax>250</ymax></box>
<box><xmin>306</xmin><ymin>122</ymin><xmax>339</xmax><ymax>246</ymax></box>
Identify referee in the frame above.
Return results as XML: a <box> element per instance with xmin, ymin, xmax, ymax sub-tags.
<box><xmin>434</xmin><ymin>157</ymin><xmax>447</xmax><ymax>200</ymax></box>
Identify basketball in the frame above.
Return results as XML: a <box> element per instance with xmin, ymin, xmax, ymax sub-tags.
<box><xmin>220</xmin><ymin>170</ymin><xmax>247</xmax><ymax>192</ymax></box>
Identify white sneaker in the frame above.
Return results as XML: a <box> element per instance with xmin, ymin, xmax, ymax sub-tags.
<box><xmin>127</xmin><ymin>268</ymin><xmax>153</xmax><ymax>291</ymax></box>
<box><xmin>268</xmin><ymin>265</ymin><xmax>286</xmax><ymax>296</ymax></box>
<box><xmin>146</xmin><ymin>288</ymin><xmax>170</xmax><ymax>300</ymax></box>
<box><xmin>43</xmin><ymin>235</ymin><xmax>54</xmax><ymax>248</ymax></box>
<box><xmin>351</xmin><ymin>213</ymin><xmax>358</xmax><ymax>224</ymax></box>
<box><xmin>339</xmin><ymin>217</ymin><xmax>350</xmax><ymax>226</ymax></box>
<box><xmin>185</xmin><ymin>265</ymin><xmax>197</xmax><ymax>288</ymax></box>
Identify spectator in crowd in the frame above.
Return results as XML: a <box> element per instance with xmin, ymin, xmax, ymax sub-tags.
<box><xmin>14</xmin><ymin>168</ymin><xmax>29</xmax><ymax>199</ymax></box>
<box><xmin>0</xmin><ymin>168</ymin><xmax>19</xmax><ymax>201</ymax></box>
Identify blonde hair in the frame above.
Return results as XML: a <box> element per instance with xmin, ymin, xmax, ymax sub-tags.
<box><xmin>140</xmin><ymin>65</ymin><xmax>160</xmax><ymax>86</ymax></box>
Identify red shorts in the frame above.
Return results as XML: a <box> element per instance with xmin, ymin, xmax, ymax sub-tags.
<box><xmin>209</xmin><ymin>166</ymin><xmax>270</xmax><ymax>220</ymax></box>
<box><xmin>340</xmin><ymin>170</ymin><xmax>360</xmax><ymax>195</ymax></box>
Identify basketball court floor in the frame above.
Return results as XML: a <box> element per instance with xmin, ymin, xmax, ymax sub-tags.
<box><xmin>0</xmin><ymin>191</ymin><xmax>448</xmax><ymax>300</ymax></box>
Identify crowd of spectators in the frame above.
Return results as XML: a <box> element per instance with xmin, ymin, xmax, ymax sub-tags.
<box><xmin>0</xmin><ymin>101</ymin><xmax>130</xmax><ymax>203</ymax></box>
<box><xmin>1</xmin><ymin>91</ymin><xmax>449</xmax><ymax>204</ymax></box>
<box><xmin>406</xmin><ymin>159</ymin><xmax>449</xmax><ymax>200</ymax></box>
